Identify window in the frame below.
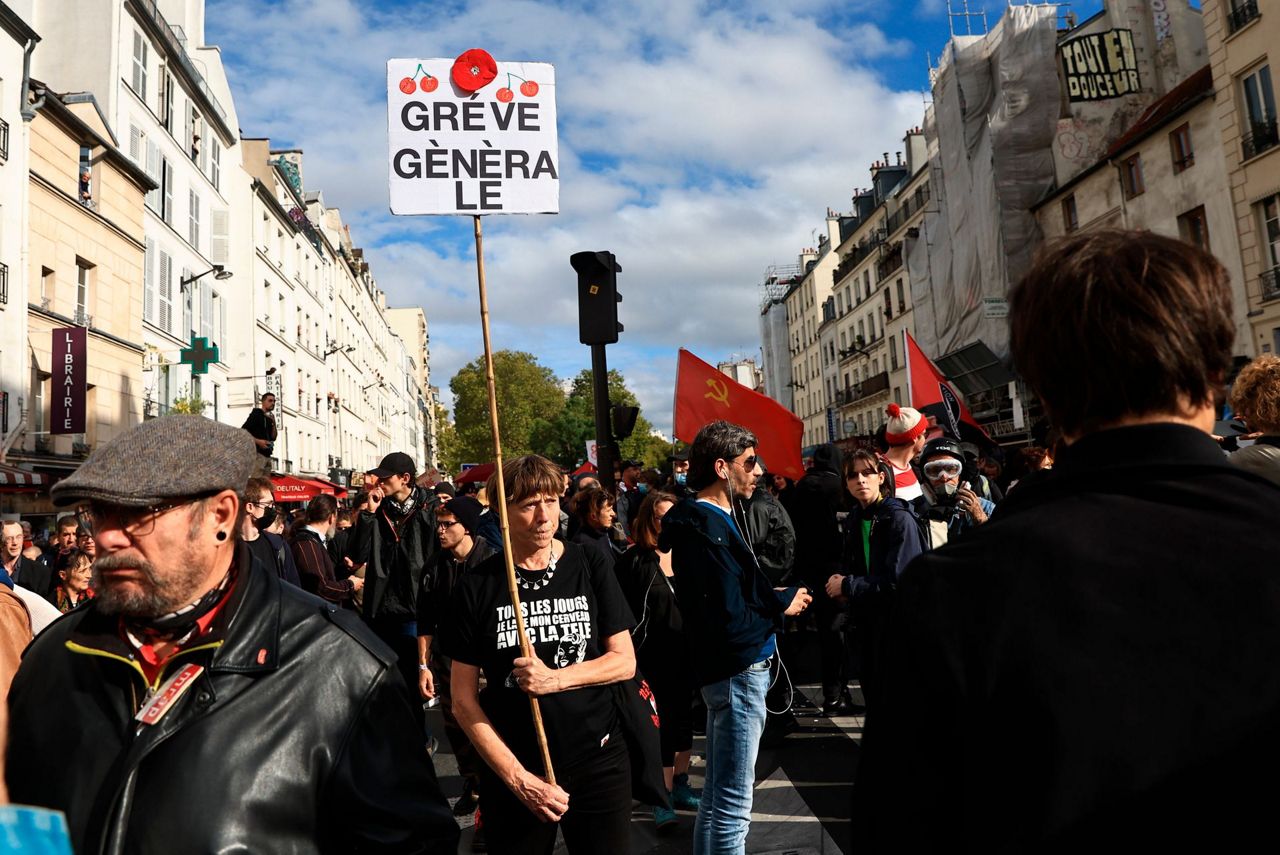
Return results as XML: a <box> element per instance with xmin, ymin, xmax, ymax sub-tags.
<box><xmin>74</xmin><ymin>261</ymin><xmax>91</xmax><ymax>324</ymax></box>
<box><xmin>1121</xmin><ymin>155</ymin><xmax>1145</xmax><ymax>199</ymax></box>
<box><xmin>883</xmin><ymin>288</ymin><xmax>893</xmax><ymax>320</ymax></box>
<box><xmin>1228</xmin><ymin>0</ymin><xmax>1261</xmax><ymax>34</ymax></box>
<box><xmin>1262</xmin><ymin>194</ymin><xmax>1280</xmax><ymax>272</ymax></box>
<box><xmin>182</xmin><ymin>269</ymin><xmax>194</xmax><ymax>339</ymax></box>
<box><xmin>188</xmin><ymin>106</ymin><xmax>203</xmax><ymax>165</ymax></box>
<box><xmin>1062</xmin><ymin>194</ymin><xmax>1079</xmax><ymax>231</ymax></box>
<box><xmin>1177</xmin><ymin>206</ymin><xmax>1210</xmax><ymax>249</ymax></box>
<box><xmin>131</xmin><ymin>31</ymin><xmax>148</xmax><ymax>99</ymax></box>
<box><xmin>1169</xmin><ymin>123</ymin><xmax>1194</xmax><ymax>172</ymax></box>
<box><xmin>1242</xmin><ymin>64</ymin><xmax>1278</xmax><ymax>159</ymax></box>
<box><xmin>200</xmin><ymin>280</ymin><xmax>213</xmax><ymax>343</ymax></box>
<box><xmin>889</xmin><ymin>334</ymin><xmax>899</xmax><ymax>370</ymax></box>
<box><xmin>896</xmin><ymin>279</ymin><xmax>906</xmax><ymax>313</ymax></box>
<box><xmin>188</xmin><ymin>190</ymin><xmax>200</xmax><ymax>248</ymax></box>
<box><xmin>78</xmin><ymin>146</ymin><xmax>93</xmax><ymax>206</ymax></box>
<box><xmin>160</xmin><ymin>156</ymin><xmax>174</xmax><ymax>224</ymax></box>
<box><xmin>161</xmin><ymin>70</ymin><xmax>174</xmax><ymax>133</ymax></box>
<box><xmin>211</xmin><ymin>140</ymin><xmax>221</xmax><ymax>190</ymax></box>
<box><xmin>145</xmin><ymin>139</ymin><xmax>159</xmax><ymax>211</ymax></box>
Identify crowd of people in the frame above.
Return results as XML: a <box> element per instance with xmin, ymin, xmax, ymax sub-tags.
<box><xmin>2</xmin><ymin>228</ymin><xmax>1280</xmax><ymax>853</ymax></box>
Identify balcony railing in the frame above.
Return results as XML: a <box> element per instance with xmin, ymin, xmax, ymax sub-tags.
<box><xmin>834</xmin><ymin>370</ymin><xmax>891</xmax><ymax>407</ymax></box>
<box><xmin>1228</xmin><ymin>0</ymin><xmax>1260</xmax><ymax>34</ymax></box>
<box><xmin>0</xmin><ymin>261</ymin><xmax>7</xmax><ymax>305</ymax></box>
<box><xmin>877</xmin><ymin>243</ymin><xmax>904</xmax><ymax>280</ymax></box>
<box><xmin>1262</xmin><ymin>266</ymin><xmax>1280</xmax><ymax>304</ymax></box>
<box><xmin>1242</xmin><ymin>119</ymin><xmax>1279</xmax><ymax>161</ymax></box>
<box><xmin>0</xmin><ymin>117</ymin><xmax>8</xmax><ymax>162</ymax></box>
<box><xmin>833</xmin><ymin>233</ymin><xmax>885</xmax><ymax>287</ymax></box>
<box><xmin>73</xmin><ymin>308</ymin><xmax>93</xmax><ymax>327</ymax></box>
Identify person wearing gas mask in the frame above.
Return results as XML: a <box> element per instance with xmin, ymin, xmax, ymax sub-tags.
<box><xmin>918</xmin><ymin>437</ymin><xmax>995</xmax><ymax>548</ymax></box>
<box><xmin>241</xmin><ymin>475</ymin><xmax>301</xmax><ymax>587</ymax></box>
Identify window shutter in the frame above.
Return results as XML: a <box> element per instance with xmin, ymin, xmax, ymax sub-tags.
<box><xmin>210</xmin><ymin>209</ymin><xmax>229</xmax><ymax>264</ymax></box>
<box><xmin>143</xmin><ymin>237</ymin><xmax>156</xmax><ymax>323</ymax></box>
<box><xmin>158</xmin><ymin>251</ymin><xmax>172</xmax><ymax>332</ymax></box>
<box><xmin>145</xmin><ymin>141</ymin><xmax>159</xmax><ymax>209</ymax></box>
<box><xmin>129</xmin><ymin>125</ymin><xmax>142</xmax><ymax>162</ymax></box>
<box><xmin>162</xmin><ymin>158</ymin><xmax>173</xmax><ymax>224</ymax></box>
<box><xmin>189</xmin><ymin>189</ymin><xmax>200</xmax><ymax>247</ymax></box>
<box><xmin>219</xmin><ymin>294</ymin><xmax>227</xmax><ymax>351</ymax></box>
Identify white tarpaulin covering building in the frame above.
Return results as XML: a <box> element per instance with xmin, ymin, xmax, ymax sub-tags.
<box><xmin>907</xmin><ymin>5</ymin><xmax>1061</xmax><ymax>365</ymax></box>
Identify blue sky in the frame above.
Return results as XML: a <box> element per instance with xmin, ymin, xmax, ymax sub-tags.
<box><xmin>207</xmin><ymin>0</ymin><xmax>1107</xmax><ymax>437</ymax></box>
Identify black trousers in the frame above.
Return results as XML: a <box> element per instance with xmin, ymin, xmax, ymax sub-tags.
<box><xmin>371</xmin><ymin>618</ymin><xmax>427</xmax><ymax>734</ymax></box>
<box><xmin>815</xmin><ymin>593</ymin><xmax>851</xmax><ymax>702</ymax></box>
<box><xmin>434</xmin><ymin>653</ymin><xmax>481</xmax><ymax>784</ymax></box>
<box><xmin>479</xmin><ymin>733</ymin><xmax>632</xmax><ymax>854</ymax></box>
<box><xmin>639</xmin><ymin>651</ymin><xmax>694</xmax><ymax>766</ymax></box>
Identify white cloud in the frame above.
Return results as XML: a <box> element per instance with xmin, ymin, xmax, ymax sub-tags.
<box><xmin>207</xmin><ymin>0</ymin><xmax>929</xmax><ymax>436</ymax></box>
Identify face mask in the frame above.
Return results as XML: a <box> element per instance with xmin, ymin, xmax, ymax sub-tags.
<box><xmin>937</xmin><ymin>481</ymin><xmax>959</xmax><ymax>498</ymax></box>
<box><xmin>637</xmin><ymin>483</ymin><xmax>649</xmax><ymax>495</ymax></box>
<box><xmin>254</xmin><ymin>507</ymin><xmax>278</xmax><ymax>531</ymax></box>
<box><xmin>674</xmin><ymin>472</ymin><xmax>686</xmax><ymax>486</ymax></box>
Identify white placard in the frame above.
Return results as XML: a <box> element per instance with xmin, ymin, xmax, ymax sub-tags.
<box><xmin>982</xmin><ymin>297</ymin><xmax>1009</xmax><ymax>319</ymax></box>
<box><xmin>388</xmin><ymin>57</ymin><xmax>559</xmax><ymax>215</ymax></box>
<box><xmin>585</xmin><ymin>440</ymin><xmax>598</xmax><ymax>467</ymax></box>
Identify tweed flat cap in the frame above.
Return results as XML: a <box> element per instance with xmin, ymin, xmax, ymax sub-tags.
<box><xmin>51</xmin><ymin>416</ymin><xmax>258</xmax><ymax>507</ymax></box>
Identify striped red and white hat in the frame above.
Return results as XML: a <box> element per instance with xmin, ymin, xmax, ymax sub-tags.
<box><xmin>884</xmin><ymin>402</ymin><xmax>926</xmax><ymax>446</ymax></box>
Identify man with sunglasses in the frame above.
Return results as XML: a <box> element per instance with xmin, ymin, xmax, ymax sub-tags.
<box><xmin>5</xmin><ymin>416</ymin><xmax>459</xmax><ymax>854</ymax></box>
<box><xmin>917</xmin><ymin>436</ymin><xmax>994</xmax><ymax>547</ymax></box>
<box><xmin>660</xmin><ymin>420</ymin><xmax>812</xmax><ymax>855</ymax></box>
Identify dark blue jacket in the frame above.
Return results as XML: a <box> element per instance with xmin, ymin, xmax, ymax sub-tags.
<box><xmin>659</xmin><ymin>498</ymin><xmax>799</xmax><ymax>687</ymax></box>
<box><xmin>838</xmin><ymin>497</ymin><xmax>928</xmax><ymax>598</ymax></box>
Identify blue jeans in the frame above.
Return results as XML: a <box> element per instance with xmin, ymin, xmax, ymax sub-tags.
<box><xmin>694</xmin><ymin>656</ymin><xmax>771</xmax><ymax>855</ymax></box>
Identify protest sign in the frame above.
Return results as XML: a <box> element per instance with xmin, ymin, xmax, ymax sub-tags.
<box><xmin>388</xmin><ymin>56</ymin><xmax>558</xmax><ymax>215</ymax></box>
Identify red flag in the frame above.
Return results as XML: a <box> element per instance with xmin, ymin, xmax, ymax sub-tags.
<box><xmin>673</xmin><ymin>349</ymin><xmax>805</xmax><ymax>480</ymax></box>
<box><xmin>904</xmin><ymin>333</ymin><xmax>990</xmax><ymax>442</ymax></box>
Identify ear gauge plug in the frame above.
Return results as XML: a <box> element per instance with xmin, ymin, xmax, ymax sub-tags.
<box><xmin>216</xmin><ymin>531</ymin><xmax>228</xmax><ymax>542</ymax></box>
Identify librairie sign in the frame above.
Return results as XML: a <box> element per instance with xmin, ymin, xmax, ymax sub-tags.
<box><xmin>51</xmin><ymin>327</ymin><xmax>86</xmax><ymax>435</ymax></box>
<box><xmin>387</xmin><ymin>53</ymin><xmax>558</xmax><ymax>215</ymax></box>
<box><xmin>1060</xmin><ymin>29</ymin><xmax>1141</xmax><ymax>102</ymax></box>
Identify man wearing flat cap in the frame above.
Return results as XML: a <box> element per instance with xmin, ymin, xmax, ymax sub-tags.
<box><xmin>5</xmin><ymin>417</ymin><xmax>458</xmax><ymax>854</ymax></box>
<box><xmin>346</xmin><ymin>450</ymin><xmax>441</xmax><ymax>712</ymax></box>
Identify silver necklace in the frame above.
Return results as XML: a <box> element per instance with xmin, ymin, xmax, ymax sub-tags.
<box><xmin>515</xmin><ymin>547</ymin><xmax>559</xmax><ymax>591</ymax></box>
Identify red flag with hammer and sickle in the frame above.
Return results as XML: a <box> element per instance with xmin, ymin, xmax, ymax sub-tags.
<box><xmin>673</xmin><ymin>349</ymin><xmax>805</xmax><ymax>480</ymax></box>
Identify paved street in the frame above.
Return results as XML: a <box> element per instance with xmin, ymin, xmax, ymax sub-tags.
<box><xmin>428</xmin><ymin>634</ymin><xmax>861</xmax><ymax>854</ymax></box>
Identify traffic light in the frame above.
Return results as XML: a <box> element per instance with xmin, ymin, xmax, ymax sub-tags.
<box><xmin>612</xmin><ymin>405</ymin><xmax>639</xmax><ymax>440</ymax></box>
<box><xmin>570</xmin><ymin>250</ymin><xmax>623</xmax><ymax>345</ymax></box>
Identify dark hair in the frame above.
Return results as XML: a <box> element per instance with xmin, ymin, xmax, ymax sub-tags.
<box><xmin>570</xmin><ymin>485</ymin><xmax>614</xmax><ymax>529</ymax></box>
<box><xmin>261</xmin><ymin>392</ymin><xmax>275</xmax><ymax>401</ymax></box>
<box><xmin>1010</xmin><ymin>230</ymin><xmax>1234</xmax><ymax>437</ymax></box>
<box><xmin>57</xmin><ymin>516</ymin><xmax>80</xmax><ymax>533</ymax></box>
<box><xmin>304</xmin><ymin>494</ymin><xmax>338</xmax><ymax>524</ymax></box>
<box><xmin>843</xmin><ymin>448</ymin><xmax>894</xmax><ymax>500</ymax></box>
<box><xmin>55</xmin><ymin>548</ymin><xmax>92</xmax><ymax>575</ymax></box>
<box><xmin>486</xmin><ymin>455</ymin><xmax>565</xmax><ymax>507</ymax></box>
<box><xmin>245</xmin><ymin>476</ymin><xmax>274</xmax><ymax>502</ymax></box>
<box><xmin>632</xmin><ymin>490</ymin><xmax>678</xmax><ymax>551</ymax></box>
<box><xmin>687</xmin><ymin>421</ymin><xmax>758</xmax><ymax>491</ymax></box>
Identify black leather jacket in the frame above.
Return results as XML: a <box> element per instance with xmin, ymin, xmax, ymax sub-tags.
<box><xmin>5</xmin><ymin>543</ymin><xmax>459</xmax><ymax>855</ymax></box>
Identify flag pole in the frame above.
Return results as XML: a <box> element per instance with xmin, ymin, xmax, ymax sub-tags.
<box><xmin>473</xmin><ymin>214</ymin><xmax>556</xmax><ymax>785</ymax></box>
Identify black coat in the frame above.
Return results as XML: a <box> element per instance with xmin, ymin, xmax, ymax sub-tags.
<box><xmin>5</xmin><ymin>543</ymin><xmax>459</xmax><ymax>854</ymax></box>
<box><xmin>8</xmin><ymin>555</ymin><xmax>55</xmax><ymax>602</ymax></box>
<box><xmin>788</xmin><ymin>444</ymin><xmax>847</xmax><ymax>588</ymax></box>
<box><xmin>346</xmin><ymin>488</ymin><xmax>440</xmax><ymax>623</ymax></box>
<box><xmin>742</xmin><ymin>489</ymin><xmax>796</xmax><ymax>585</ymax></box>
<box><xmin>416</xmin><ymin>536</ymin><xmax>497</xmax><ymax>641</ymax></box>
<box><xmin>855</xmin><ymin>424</ymin><xmax>1280</xmax><ymax>851</ymax></box>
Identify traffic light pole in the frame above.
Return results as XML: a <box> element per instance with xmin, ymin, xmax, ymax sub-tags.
<box><xmin>591</xmin><ymin>343</ymin><xmax>618</xmax><ymax>493</ymax></box>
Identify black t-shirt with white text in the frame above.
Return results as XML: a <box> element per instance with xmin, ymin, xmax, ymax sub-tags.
<box><xmin>441</xmin><ymin>542</ymin><xmax>634</xmax><ymax>769</ymax></box>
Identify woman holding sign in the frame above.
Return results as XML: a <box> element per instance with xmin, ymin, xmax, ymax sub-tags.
<box><xmin>441</xmin><ymin>454</ymin><xmax>638</xmax><ymax>854</ymax></box>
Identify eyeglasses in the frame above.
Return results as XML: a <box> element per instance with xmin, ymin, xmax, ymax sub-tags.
<box><xmin>247</xmin><ymin>499</ymin><xmax>276</xmax><ymax>510</ymax></box>
<box><xmin>74</xmin><ymin>498</ymin><xmax>196</xmax><ymax>538</ymax></box>
<box><xmin>923</xmin><ymin>460</ymin><xmax>963</xmax><ymax>478</ymax></box>
<box><xmin>735</xmin><ymin>455</ymin><xmax>758</xmax><ymax>471</ymax></box>
<box><xmin>436</xmin><ymin>520</ymin><xmax>461</xmax><ymax>530</ymax></box>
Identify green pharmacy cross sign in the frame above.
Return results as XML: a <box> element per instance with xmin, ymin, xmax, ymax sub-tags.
<box><xmin>180</xmin><ymin>336</ymin><xmax>219</xmax><ymax>375</ymax></box>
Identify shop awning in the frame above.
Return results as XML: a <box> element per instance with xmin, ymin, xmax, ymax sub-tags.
<box><xmin>271</xmin><ymin>475</ymin><xmax>335</xmax><ymax>502</ymax></box>
<box><xmin>312</xmin><ymin>478</ymin><xmax>349</xmax><ymax>498</ymax></box>
<box><xmin>0</xmin><ymin>463</ymin><xmax>47</xmax><ymax>491</ymax></box>
<box><xmin>456</xmin><ymin>463</ymin><xmax>495</xmax><ymax>484</ymax></box>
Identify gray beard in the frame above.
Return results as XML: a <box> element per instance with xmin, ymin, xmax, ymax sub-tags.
<box><xmin>92</xmin><ymin>554</ymin><xmax>209</xmax><ymax>619</ymax></box>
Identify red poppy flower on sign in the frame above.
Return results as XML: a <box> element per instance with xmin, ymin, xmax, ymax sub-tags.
<box><xmin>451</xmin><ymin>49</ymin><xmax>498</xmax><ymax>93</ymax></box>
